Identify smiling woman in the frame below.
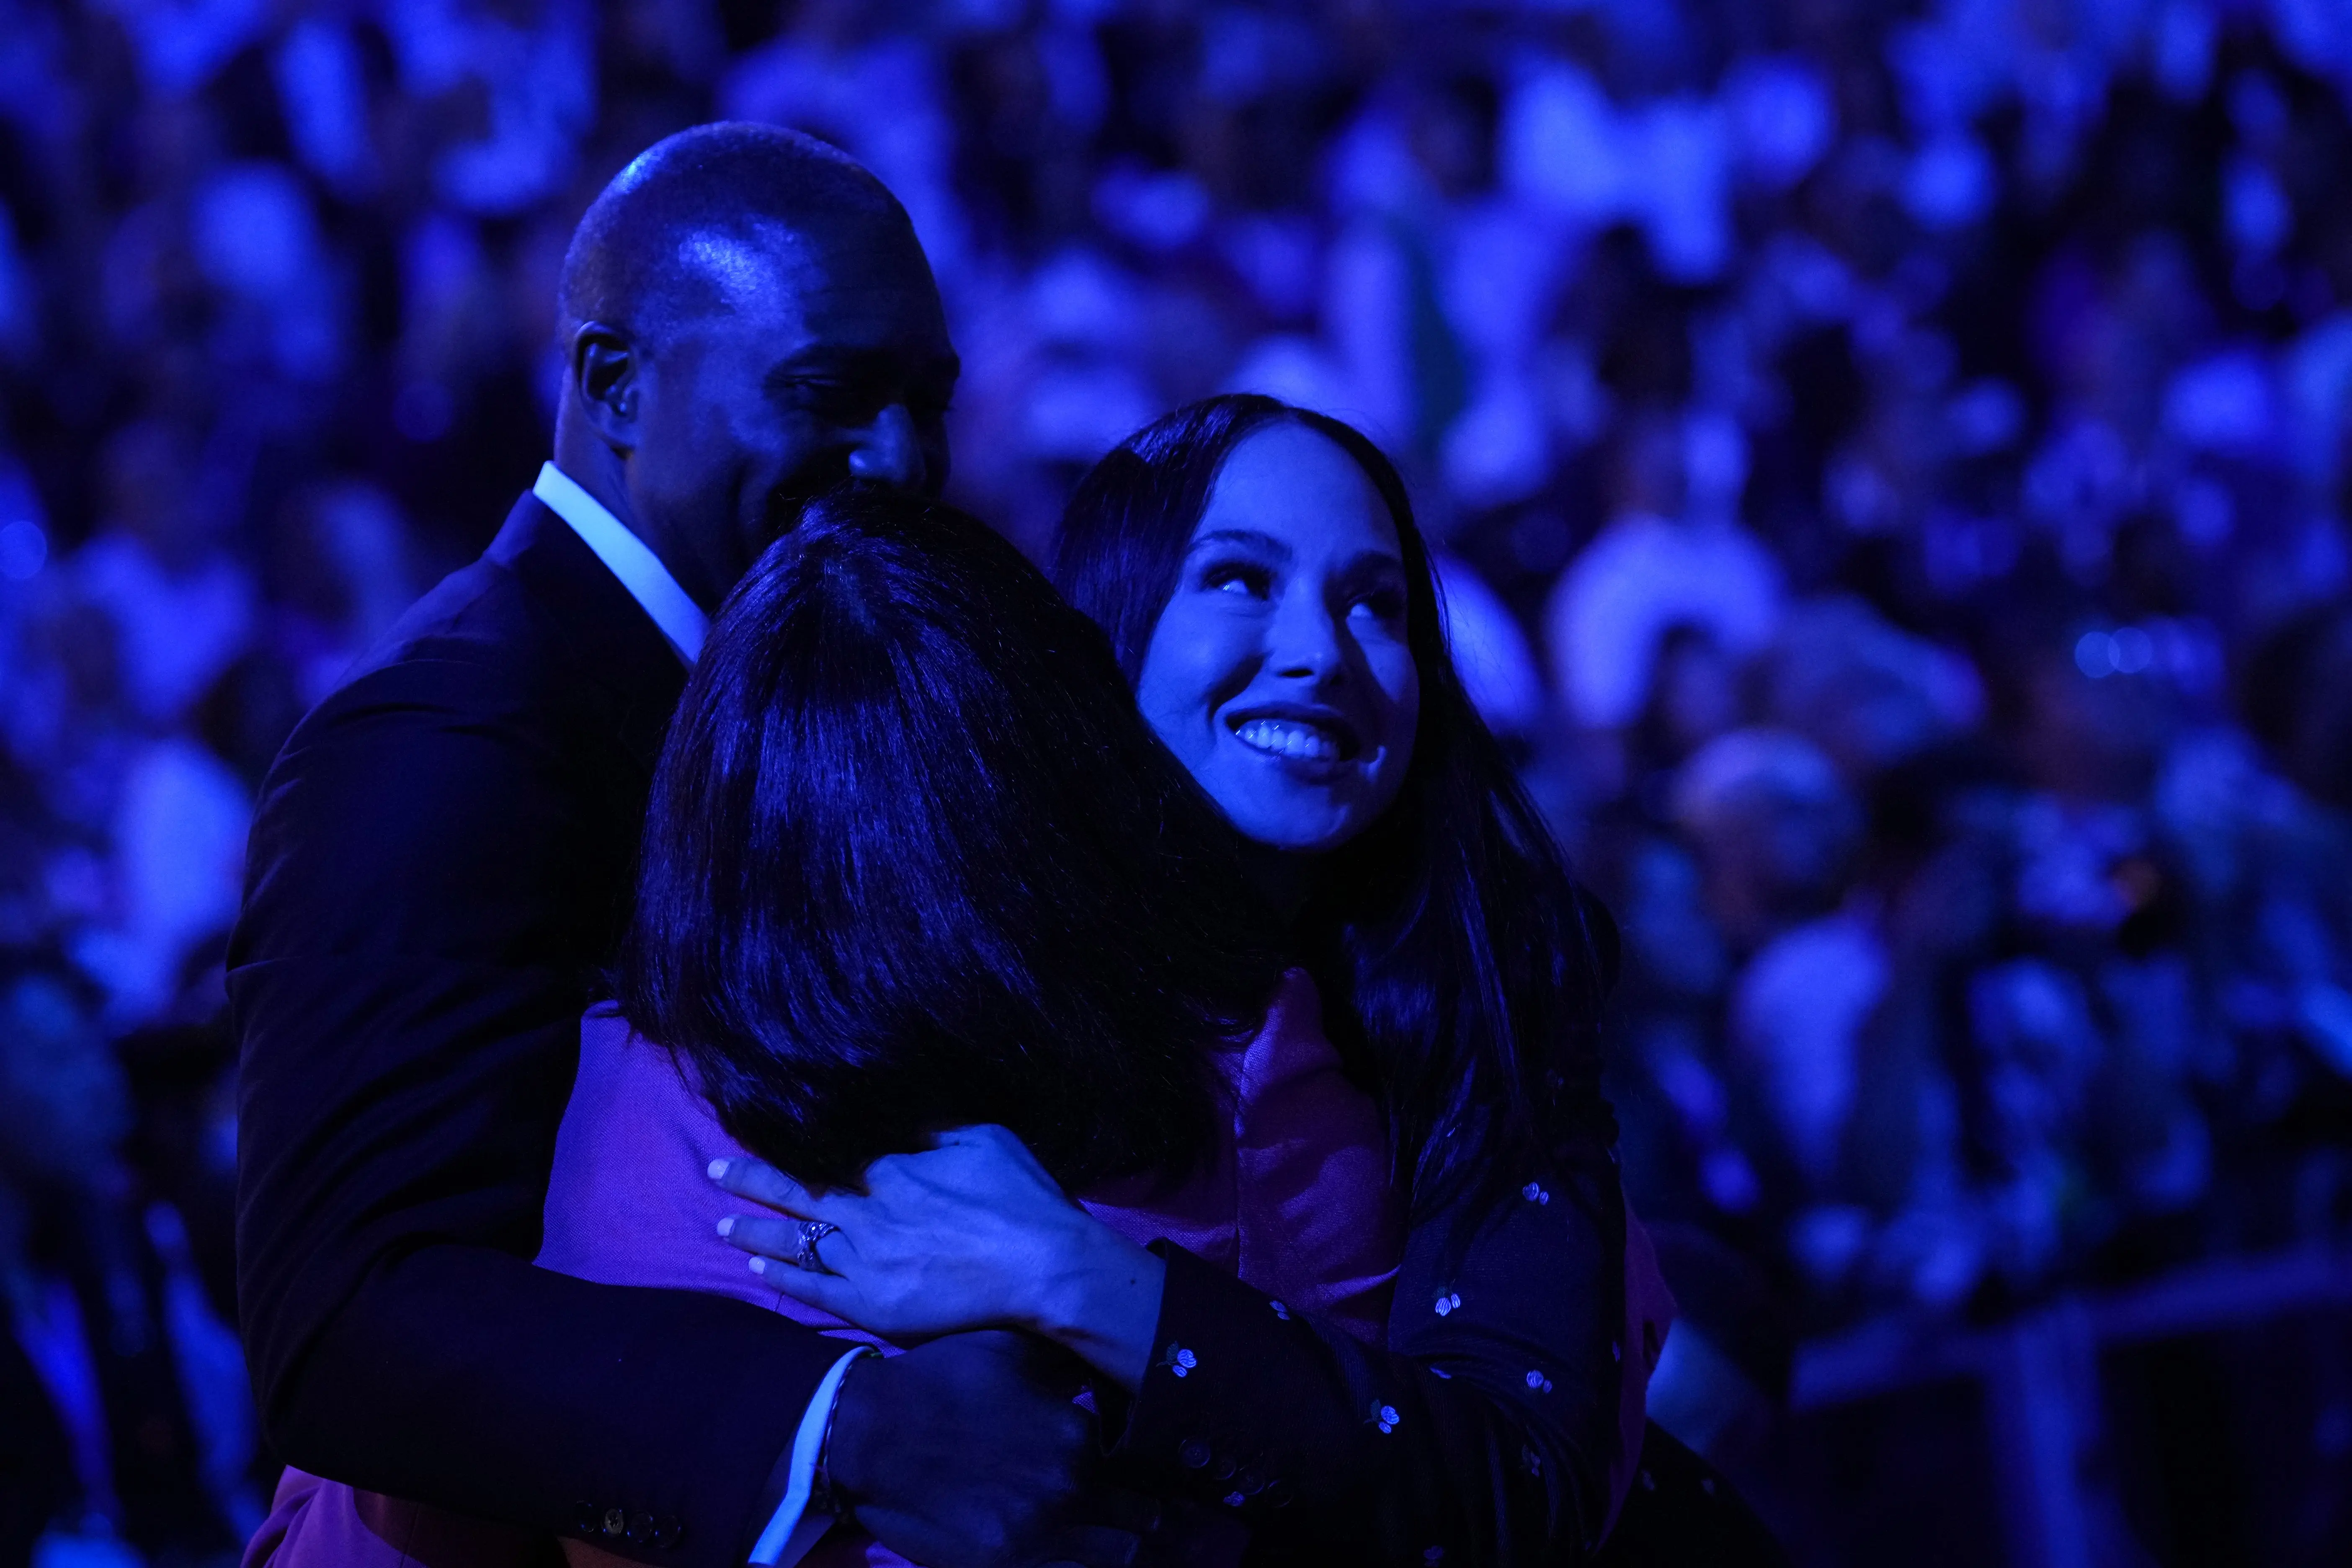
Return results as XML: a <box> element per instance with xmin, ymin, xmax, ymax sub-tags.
<box><xmin>1030</xmin><ymin>395</ymin><xmax>1674</xmax><ymax>1559</ymax></box>
<box><xmin>1133</xmin><ymin>421</ymin><xmax>1421</xmax><ymax>856</ymax></box>
<box><xmin>1056</xmin><ymin>395</ymin><xmax>1615</xmax><ymax>1226</ymax></box>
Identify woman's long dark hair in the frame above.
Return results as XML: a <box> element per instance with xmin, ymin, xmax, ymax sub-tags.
<box><xmin>622</xmin><ymin>484</ymin><xmax>1288</xmax><ymax>1191</ymax></box>
<box><xmin>1052</xmin><ymin>395</ymin><xmax>1617</xmax><ymax>1221</ymax></box>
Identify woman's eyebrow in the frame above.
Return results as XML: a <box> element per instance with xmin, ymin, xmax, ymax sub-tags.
<box><xmin>1188</xmin><ymin>527</ymin><xmax>1293</xmax><ymax>562</ymax></box>
<box><xmin>1338</xmin><ymin>548</ymin><xmax>1407</xmax><ymax>576</ymax></box>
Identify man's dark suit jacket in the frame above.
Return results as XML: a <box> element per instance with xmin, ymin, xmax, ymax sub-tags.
<box><xmin>229</xmin><ymin>495</ymin><xmax>841</xmax><ymax>1568</ymax></box>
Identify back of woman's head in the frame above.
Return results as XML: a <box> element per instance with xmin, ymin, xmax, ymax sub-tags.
<box><xmin>1054</xmin><ymin>396</ymin><xmax>1617</xmax><ymax>1222</ymax></box>
<box><xmin>624</xmin><ymin>483</ymin><xmax>1286</xmax><ymax>1190</ymax></box>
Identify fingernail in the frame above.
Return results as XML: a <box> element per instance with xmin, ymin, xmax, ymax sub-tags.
<box><xmin>748</xmin><ymin>1256</ymin><xmax>767</xmax><ymax>1275</ymax></box>
<box><xmin>716</xmin><ymin>1217</ymin><xmax>735</xmax><ymax>1238</ymax></box>
<box><xmin>707</xmin><ymin>1159</ymin><xmax>729</xmax><ymax>1181</ymax></box>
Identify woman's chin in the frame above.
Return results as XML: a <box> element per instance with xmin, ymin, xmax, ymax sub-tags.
<box><xmin>1198</xmin><ymin>744</ymin><xmax>1399</xmax><ymax>854</ymax></box>
<box><xmin>1225</xmin><ymin>794</ymin><xmax>1371</xmax><ymax>856</ymax></box>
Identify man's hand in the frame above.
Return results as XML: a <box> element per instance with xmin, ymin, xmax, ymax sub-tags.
<box><xmin>825</xmin><ymin>1330</ymin><xmax>1148</xmax><ymax>1568</ymax></box>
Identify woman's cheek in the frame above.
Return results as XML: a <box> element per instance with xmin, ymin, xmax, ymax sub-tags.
<box><xmin>1151</xmin><ymin>609</ymin><xmax>1249</xmax><ymax>727</ymax></box>
<box><xmin>1139</xmin><ymin>681</ymin><xmax>1225</xmax><ymax>789</ymax></box>
<box><xmin>1378</xmin><ymin>650</ymin><xmax>1421</xmax><ymax>752</ymax></box>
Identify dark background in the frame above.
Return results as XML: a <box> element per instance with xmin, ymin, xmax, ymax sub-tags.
<box><xmin>4</xmin><ymin>2</ymin><xmax>2352</xmax><ymax>1563</ymax></box>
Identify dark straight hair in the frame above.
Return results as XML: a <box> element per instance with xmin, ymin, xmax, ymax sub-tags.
<box><xmin>621</xmin><ymin>484</ymin><xmax>1288</xmax><ymax>1191</ymax></box>
<box><xmin>1052</xmin><ymin>395</ymin><xmax>1616</xmax><ymax>1221</ymax></box>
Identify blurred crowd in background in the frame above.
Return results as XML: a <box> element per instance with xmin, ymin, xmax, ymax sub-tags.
<box><xmin>7</xmin><ymin>0</ymin><xmax>2352</xmax><ymax>1563</ymax></box>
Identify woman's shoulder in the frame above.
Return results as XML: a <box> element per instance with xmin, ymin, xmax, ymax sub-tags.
<box><xmin>541</xmin><ymin>1008</ymin><xmax>848</xmax><ymax>1327</ymax></box>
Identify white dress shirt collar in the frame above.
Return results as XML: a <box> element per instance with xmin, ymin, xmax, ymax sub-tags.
<box><xmin>531</xmin><ymin>462</ymin><xmax>709</xmax><ymax>666</ymax></box>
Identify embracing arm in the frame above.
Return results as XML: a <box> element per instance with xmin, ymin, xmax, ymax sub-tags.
<box><xmin>1107</xmin><ymin>1127</ymin><xmax>1627</xmax><ymax>1565</ymax></box>
<box><xmin>722</xmin><ymin>1119</ymin><xmax>1629</xmax><ymax>1565</ymax></box>
<box><xmin>232</xmin><ymin>659</ymin><xmax>840</xmax><ymax>1566</ymax></box>
<box><xmin>714</xmin><ymin>1128</ymin><xmax>1168</xmax><ymax>1393</ymax></box>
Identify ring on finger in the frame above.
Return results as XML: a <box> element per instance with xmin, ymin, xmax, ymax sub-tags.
<box><xmin>794</xmin><ymin>1219</ymin><xmax>841</xmax><ymax>1274</ymax></box>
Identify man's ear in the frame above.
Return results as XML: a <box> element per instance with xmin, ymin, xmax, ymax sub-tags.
<box><xmin>570</xmin><ymin>322</ymin><xmax>641</xmax><ymax>450</ymax></box>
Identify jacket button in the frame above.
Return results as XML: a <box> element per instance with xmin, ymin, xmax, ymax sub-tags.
<box><xmin>1211</xmin><ymin>1457</ymin><xmax>1236</xmax><ymax>1480</ymax></box>
<box><xmin>1179</xmin><ymin>1438</ymin><xmax>1212</xmax><ymax>1469</ymax></box>
<box><xmin>626</xmin><ymin>1513</ymin><xmax>655</xmax><ymax>1546</ymax></box>
<box><xmin>602</xmin><ymin>1508</ymin><xmax>627</xmax><ymax>1537</ymax></box>
<box><xmin>652</xmin><ymin>1516</ymin><xmax>683</xmax><ymax>1548</ymax></box>
<box><xmin>573</xmin><ymin>1504</ymin><xmax>600</xmax><ymax>1534</ymax></box>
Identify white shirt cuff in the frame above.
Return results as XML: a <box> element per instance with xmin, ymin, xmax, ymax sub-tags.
<box><xmin>748</xmin><ymin>1347</ymin><xmax>873</xmax><ymax>1566</ymax></box>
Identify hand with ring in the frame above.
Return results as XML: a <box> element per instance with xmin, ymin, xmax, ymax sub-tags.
<box><xmin>708</xmin><ymin>1125</ymin><xmax>1165</xmax><ymax>1391</ymax></box>
<box><xmin>792</xmin><ymin>1219</ymin><xmax>840</xmax><ymax>1273</ymax></box>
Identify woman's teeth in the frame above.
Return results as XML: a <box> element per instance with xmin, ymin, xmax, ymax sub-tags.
<box><xmin>1235</xmin><ymin>718</ymin><xmax>1341</xmax><ymax>761</ymax></box>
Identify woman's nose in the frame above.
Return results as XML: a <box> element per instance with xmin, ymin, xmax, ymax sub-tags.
<box><xmin>846</xmin><ymin>403</ymin><xmax>926</xmax><ymax>490</ymax></box>
<box><xmin>1267</xmin><ymin>594</ymin><xmax>1345</xmax><ymax>681</ymax></box>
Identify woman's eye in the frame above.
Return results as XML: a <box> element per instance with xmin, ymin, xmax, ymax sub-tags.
<box><xmin>1204</xmin><ymin>564</ymin><xmax>1271</xmax><ymax>598</ymax></box>
<box><xmin>1350</xmin><ymin>589</ymin><xmax>1407</xmax><ymax>625</ymax></box>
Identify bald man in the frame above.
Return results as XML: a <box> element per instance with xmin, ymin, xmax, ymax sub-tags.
<box><xmin>231</xmin><ymin>127</ymin><xmax>1126</xmax><ymax>1568</ymax></box>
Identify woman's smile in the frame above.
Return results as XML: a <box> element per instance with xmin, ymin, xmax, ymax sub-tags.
<box><xmin>1228</xmin><ymin>704</ymin><xmax>1364</xmax><ymax>769</ymax></box>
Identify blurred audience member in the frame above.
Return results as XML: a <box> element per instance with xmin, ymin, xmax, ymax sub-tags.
<box><xmin>0</xmin><ymin>947</ymin><xmax>260</xmax><ymax>1568</ymax></box>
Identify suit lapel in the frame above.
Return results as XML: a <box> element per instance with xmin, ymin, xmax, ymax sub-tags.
<box><xmin>486</xmin><ymin>493</ymin><xmax>691</xmax><ymax>783</ymax></box>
